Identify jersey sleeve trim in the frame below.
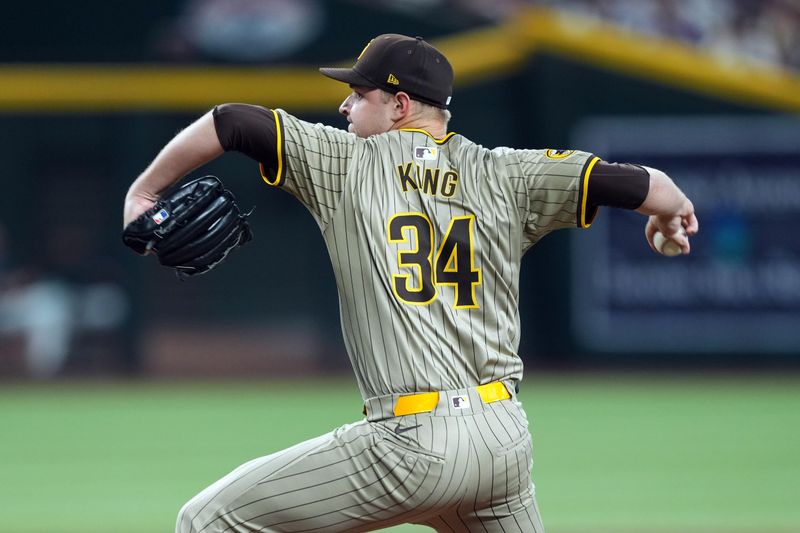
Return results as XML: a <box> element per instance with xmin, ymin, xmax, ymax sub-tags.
<box><xmin>259</xmin><ymin>109</ymin><xmax>285</xmax><ymax>187</ymax></box>
<box><xmin>578</xmin><ymin>156</ymin><xmax>601</xmax><ymax>228</ymax></box>
<box><xmin>398</xmin><ymin>128</ymin><xmax>456</xmax><ymax>144</ymax></box>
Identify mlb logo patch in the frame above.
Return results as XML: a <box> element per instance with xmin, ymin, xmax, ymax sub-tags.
<box><xmin>414</xmin><ymin>146</ymin><xmax>438</xmax><ymax>161</ymax></box>
<box><xmin>151</xmin><ymin>209</ymin><xmax>170</xmax><ymax>225</ymax></box>
<box><xmin>451</xmin><ymin>395</ymin><xmax>470</xmax><ymax>409</ymax></box>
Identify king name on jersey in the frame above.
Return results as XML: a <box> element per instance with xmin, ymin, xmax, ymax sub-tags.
<box><xmin>396</xmin><ymin>162</ymin><xmax>459</xmax><ymax>198</ymax></box>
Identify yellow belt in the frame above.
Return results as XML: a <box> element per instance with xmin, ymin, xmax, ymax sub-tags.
<box><xmin>393</xmin><ymin>381</ymin><xmax>511</xmax><ymax>417</ymax></box>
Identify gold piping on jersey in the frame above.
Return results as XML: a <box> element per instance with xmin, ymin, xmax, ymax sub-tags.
<box><xmin>399</xmin><ymin>129</ymin><xmax>456</xmax><ymax>145</ymax></box>
<box><xmin>579</xmin><ymin>156</ymin><xmax>601</xmax><ymax>228</ymax></box>
<box><xmin>259</xmin><ymin>109</ymin><xmax>285</xmax><ymax>187</ymax></box>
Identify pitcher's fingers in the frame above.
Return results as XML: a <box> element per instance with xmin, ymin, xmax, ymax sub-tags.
<box><xmin>683</xmin><ymin>212</ymin><xmax>699</xmax><ymax>235</ymax></box>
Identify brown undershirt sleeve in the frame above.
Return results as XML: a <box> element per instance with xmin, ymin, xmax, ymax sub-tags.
<box><xmin>586</xmin><ymin>161</ymin><xmax>650</xmax><ymax>212</ymax></box>
<box><xmin>213</xmin><ymin>103</ymin><xmax>280</xmax><ymax>177</ymax></box>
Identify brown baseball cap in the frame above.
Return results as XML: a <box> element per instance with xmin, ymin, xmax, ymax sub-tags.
<box><xmin>320</xmin><ymin>34</ymin><xmax>453</xmax><ymax>109</ymax></box>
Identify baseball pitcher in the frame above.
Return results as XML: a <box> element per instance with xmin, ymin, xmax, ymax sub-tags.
<box><xmin>123</xmin><ymin>34</ymin><xmax>698</xmax><ymax>532</ymax></box>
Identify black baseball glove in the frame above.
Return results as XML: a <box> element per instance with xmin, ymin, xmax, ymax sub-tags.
<box><xmin>122</xmin><ymin>176</ymin><xmax>253</xmax><ymax>277</ymax></box>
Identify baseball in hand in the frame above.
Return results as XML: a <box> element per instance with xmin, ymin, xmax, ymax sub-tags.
<box><xmin>653</xmin><ymin>231</ymin><xmax>683</xmax><ymax>257</ymax></box>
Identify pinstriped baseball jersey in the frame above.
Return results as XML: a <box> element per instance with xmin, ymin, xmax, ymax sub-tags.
<box><xmin>174</xmin><ymin>107</ymin><xmax>601</xmax><ymax>533</ymax></box>
<box><xmin>261</xmin><ymin>109</ymin><xmax>596</xmax><ymax>400</ymax></box>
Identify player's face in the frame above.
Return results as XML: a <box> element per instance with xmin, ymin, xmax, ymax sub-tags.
<box><xmin>339</xmin><ymin>86</ymin><xmax>395</xmax><ymax>138</ymax></box>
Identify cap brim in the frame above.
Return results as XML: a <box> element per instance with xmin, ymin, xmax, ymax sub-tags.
<box><xmin>319</xmin><ymin>67</ymin><xmax>376</xmax><ymax>88</ymax></box>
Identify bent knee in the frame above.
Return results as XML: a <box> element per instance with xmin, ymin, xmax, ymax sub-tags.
<box><xmin>175</xmin><ymin>491</ymin><xmax>260</xmax><ymax>533</ymax></box>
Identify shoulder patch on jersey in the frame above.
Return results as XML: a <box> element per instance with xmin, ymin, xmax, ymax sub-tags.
<box><xmin>545</xmin><ymin>149</ymin><xmax>576</xmax><ymax>160</ymax></box>
<box><xmin>414</xmin><ymin>146</ymin><xmax>438</xmax><ymax>161</ymax></box>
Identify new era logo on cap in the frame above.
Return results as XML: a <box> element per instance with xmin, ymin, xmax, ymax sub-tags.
<box><xmin>387</xmin><ymin>74</ymin><xmax>399</xmax><ymax>85</ymax></box>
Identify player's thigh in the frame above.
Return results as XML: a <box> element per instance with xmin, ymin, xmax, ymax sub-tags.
<box><xmin>246</xmin><ymin>420</ymin><xmax>451</xmax><ymax>532</ymax></box>
<box><xmin>176</xmin><ymin>428</ymin><xmax>339</xmax><ymax>533</ymax></box>
<box><xmin>419</xmin><ymin>456</ymin><xmax>542</xmax><ymax>532</ymax></box>
<box><xmin>458</xmin><ymin>488</ymin><xmax>544</xmax><ymax>533</ymax></box>
<box><xmin>423</xmin><ymin>401</ymin><xmax>542</xmax><ymax>532</ymax></box>
<box><xmin>423</xmin><ymin>498</ymin><xmax>544</xmax><ymax>533</ymax></box>
<box><xmin>472</xmin><ymin>400</ymin><xmax>537</xmax><ymax>507</ymax></box>
<box><xmin>473</xmin><ymin>401</ymin><xmax>542</xmax><ymax>532</ymax></box>
<box><xmin>176</xmin><ymin>419</ymin><xmax>447</xmax><ymax>533</ymax></box>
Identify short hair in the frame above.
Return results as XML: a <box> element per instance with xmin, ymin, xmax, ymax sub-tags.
<box><xmin>379</xmin><ymin>89</ymin><xmax>451</xmax><ymax>126</ymax></box>
<box><xmin>417</xmin><ymin>101</ymin><xmax>452</xmax><ymax>126</ymax></box>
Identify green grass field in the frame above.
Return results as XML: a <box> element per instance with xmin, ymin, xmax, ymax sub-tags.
<box><xmin>1</xmin><ymin>374</ymin><xmax>798</xmax><ymax>532</ymax></box>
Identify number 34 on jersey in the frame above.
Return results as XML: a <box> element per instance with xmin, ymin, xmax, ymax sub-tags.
<box><xmin>387</xmin><ymin>213</ymin><xmax>482</xmax><ymax>309</ymax></box>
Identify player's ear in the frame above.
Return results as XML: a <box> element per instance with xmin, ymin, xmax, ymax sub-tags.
<box><xmin>391</xmin><ymin>92</ymin><xmax>413</xmax><ymax>120</ymax></box>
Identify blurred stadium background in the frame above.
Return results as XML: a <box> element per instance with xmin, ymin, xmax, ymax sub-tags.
<box><xmin>1</xmin><ymin>1</ymin><xmax>799</xmax><ymax>532</ymax></box>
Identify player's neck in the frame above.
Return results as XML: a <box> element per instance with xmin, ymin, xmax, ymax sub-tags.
<box><xmin>391</xmin><ymin>117</ymin><xmax>447</xmax><ymax>139</ymax></box>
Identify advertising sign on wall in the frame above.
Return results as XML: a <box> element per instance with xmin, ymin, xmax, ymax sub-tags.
<box><xmin>571</xmin><ymin>116</ymin><xmax>800</xmax><ymax>353</ymax></box>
